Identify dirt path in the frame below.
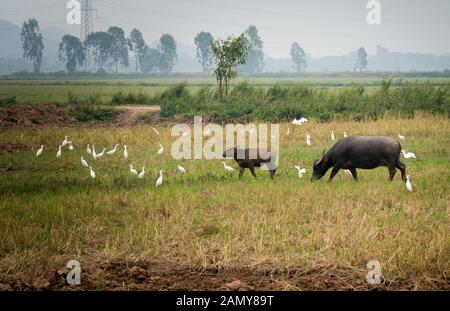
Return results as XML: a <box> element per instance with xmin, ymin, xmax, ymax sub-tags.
<box><xmin>114</xmin><ymin>105</ymin><xmax>160</xmax><ymax>126</ymax></box>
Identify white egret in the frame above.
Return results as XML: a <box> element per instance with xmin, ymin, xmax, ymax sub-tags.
<box><xmin>157</xmin><ymin>144</ymin><xmax>164</xmax><ymax>155</ymax></box>
<box><xmin>123</xmin><ymin>145</ymin><xmax>128</xmax><ymax>159</ymax></box>
<box><xmin>286</xmin><ymin>127</ymin><xmax>290</xmax><ymax>136</ymax></box>
<box><xmin>68</xmin><ymin>144</ymin><xmax>74</xmax><ymax>151</ymax></box>
<box><xmin>92</xmin><ymin>145</ymin><xmax>97</xmax><ymax>159</ymax></box>
<box><xmin>178</xmin><ymin>165</ymin><xmax>187</xmax><ymax>174</ymax></box>
<box><xmin>155</xmin><ymin>170</ymin><xmax>163</xmax><ymax>187</ymax></box>
<box><xmin>81</xmin><ymin>156</ymin><xmax>89</xmax><ymax>168</ymax></box>
<box><xmin>343</xmin><ymin>132</ymin><xmax>348</xmax><ymax>138</ymax></box>
<box><xmin>62</xmin><ymin>135</ymin><xmax>69</xmax><ymax>146</ymax></box>
<box><xmin>405</xmin><ymin>175</ymin><xmax>413</xmax><ymax>192</ymax></box>
<box><xmin>129</xmin><ymin>165</ymin><xmax>138</xmax><ymax>175</ymax></box>
<box><xmin>331</xmin><ymin>131</ymin><xmax>335</xmax><ymax>141</ymax></box>
<box><xmin>294</xmin><ymin>165</ymin><xmax>306</xmax><ymax>178</ymax></box>
<box><xmin>56</xmin><ymin>145</ymin><xmax>62</xmax><ymax>158</ymax></box>
<box><xmin>106</xmin><ymin>144</ymin><xmax>119</xmax><ymax>155</ymax></box>
<box><xmin>398</xmin><ymin>134</ymin><xmax>405</xmax><ymax>140</ymax></box>
<box><xmin>138</xmin><ymin>167</ymin><xmax>145</xmax><ymax>179</ymax></box>
<box><xmin>96</xmin><ymin>148</ymin><xmax>106</xmax><ymax>159</ymax></box>
<box><xmin>222</xmin><ymin>161</ymin><xmax>234</xmax><ymax>172</ymax></box>
<box><xmin>306</xmin><ymin>134</ymin><xmax>312</xmax><ymax>147</ymax></box>
<box><xmin>402</xmin><ymin>150</ymin><xmax>416</xmax><ymax>159</ymax></box>
<box><xmin>89</xmin><ymin>166</ymin><xmax>96</xmax><ymax>179</ymax></box>
<box><xmin>153</xmin><ymin>127</ymin><xmax>160</xmax><ymax>135</ymax></box>
<box><xmin>87</xmin><ymin>144</ymin><xmax>92</xmax><ymax>154</ymax></box>
<box><xmin>36</xmin><ymin>145</ymin><xmax>44</xmax><ymax>157</ymax></box>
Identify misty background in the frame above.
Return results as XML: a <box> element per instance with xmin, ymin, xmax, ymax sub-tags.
<box><xmin>0</xmin><ymin>0</ymin><xmax>449</xmax><ymax>74</ymax></box>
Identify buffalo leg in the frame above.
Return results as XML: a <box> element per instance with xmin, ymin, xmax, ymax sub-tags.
<box><xmin>388</xmin><ymin>166</ymin><xmax>397</xmax><ymax>181</ymax></box>
<box><xmin>249</xmin><ymin>166</ymin><xmax>257</xmax><ymax>178</ymax></box>
<box><xmin>328</xmin><ymin>166</ymin><xmax>340</xmax><ymax>182</ymax></box>
<box><xmin>239</xmin><ymin>167</ymin><xmax>245</xmax><ymax>179</ymax></box>
<box><xmin>396</xmin><ymin>161</ymin><xmax>407</xmax><ymax>182</ymax></box>
<box><xmin>269</xmin><ymin>169</ymin><xmax>276</xmax><ymax>179</ymax></box>
<box><xmin>349</xmin><ymin>168</ymin><xmax>358</xmax><ymax>181</ymax></box>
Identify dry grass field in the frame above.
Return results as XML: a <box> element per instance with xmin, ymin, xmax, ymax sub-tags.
<box><xmin>0</xmin><ymin>114</ymin><xmax>448</xmax><ymax>290</ymax></box>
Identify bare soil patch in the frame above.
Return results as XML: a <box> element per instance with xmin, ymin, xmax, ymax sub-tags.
<box><xmin>114</xmin><ymin>105</ymin><xmax>160</xmax><ymax>126</ymax></box>
<box><xmin>0</xmin><ymin>104</ymin><xmax>76</xmax><ymax>128</ymax></box>
<box><xmin>1</xmin><ymin>261</ymin><xmax>447</xmax><ymax>291</ymax></box>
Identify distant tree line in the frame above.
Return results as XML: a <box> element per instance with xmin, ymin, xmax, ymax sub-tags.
<box><xmin>20</xmin><ymin>18</ymin><xmax>370</xmax><ymax>75</ymax></box>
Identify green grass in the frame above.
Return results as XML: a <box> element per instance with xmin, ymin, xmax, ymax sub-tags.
<box><xmin>0</xmin><ymin>116</ymin><xmax>448</xmax><ymax>289</ymax></box>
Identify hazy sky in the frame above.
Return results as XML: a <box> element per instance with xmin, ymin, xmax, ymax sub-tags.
<box><xmin>1</xmin><ymin>0</ymin><xmax>450</xmax><ymax>57</ymax></box>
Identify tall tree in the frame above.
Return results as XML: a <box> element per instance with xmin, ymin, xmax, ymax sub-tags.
<box><xmin>354</xmin><ymin>47</ymin><xmax>368</xmax><ymax>71</ymax></box>
<box><xmin>158</xmin><ymin>34</ymin><xmax>177</xmax><ymax>74</ymax></box>
<box><xmin>58</xmin><ymin>35</ymin><xmax>85</xmax><ymax>73</ymax></box>
<box><xmin>211</xmin><ymin>34</ymin><xmax>249</xmax><ymax>99</ymax></box>
<box><xmin>20</xmin><ymin>19</ymin><xmax>44</xmax><ymax>73</ymax></box>
<box><xmin>127</xmin><ymin>28</ymin><xmax>146</xmax><ymax>72</ymax></box>
<box><xmin>241</xmin><ymin>25</ymin><xmax>264</xmax><ymax>74</ymax></box>
<box><xmin>108</xmin><ymin>26</ymin><xmax>129</xmax><ymax>73</ymax></box>
<box><xmin>86</xmin><ymin>31</ymin><xmax>113</xmax><ymax>72</ymax></box>
<box><xmin>139</xmin><ymin>46</ymin><xmax>161</xmax><ymax>73</ymax></box>
<box><xmin>290</xmin><ymin>42</ymin><xmax>306</xmax><ymax>73</ymax></box>
<box><xmin>194</xmin><ymin>31</ymin><xmax>214</xmax><ymax>72</ymax></box>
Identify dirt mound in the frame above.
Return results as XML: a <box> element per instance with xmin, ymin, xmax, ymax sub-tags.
<box><xmin>0</xmin><ymin>104</ymin><xmax>76</xmax><ymax>128</ymax></box>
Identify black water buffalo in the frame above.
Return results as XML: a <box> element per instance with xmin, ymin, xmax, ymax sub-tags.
<box><xmin>223</xmin><ymin>147</ymin><xmax>277</xmax><ymax>179</ymax></box>
<box><xmin>311</xmin><ymin>136</ymin><xmax>406</xmax><ymax>182</ymax></box>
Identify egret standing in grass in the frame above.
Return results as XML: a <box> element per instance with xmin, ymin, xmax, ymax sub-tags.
<box><xmin>81</xmin><ymin>156</ymin><xmax>89</xmax><ymax>168</ymax></box>
<box><xmin>402</xmin><ymin>150</ymin><xmax>416</xmax><ymax>159</ymax></box>
<box><xmin>36</xmin><ymin>145</ymin><xmax>44</xmax><ymax>157</ymax></box>
<box><xmin>222</xmin><ymin>161</ymin><xmax>234</xmax><ymax>172</ymax></box>
<box><xmin>405</xmin><ymin>175</ymin><xmax>413</xmax><ymax>192</ymax></box>
<box><xmin>62</xmin><ymin>135</ymin><xmax>69</xmax><ymax>146</ymax></box>
<box><xmin>286</xmin><ymin>127</ymin><xmax>290</xmax><ymax>136</ymax></box>
<box><xmin>156</xmin><ymin>170</ymin><xmax>163</xmax><ymax>187</ymax></box>
<box><xmin>157</xmin><ymin>144</ymin><xmax>164</xmax><ymax>155</ymax></box>
<box><xmin>178</xmin><ymin>165</ymin><xmax>187</xmax><ymax>174</ymax></box>
<box><xmin>96</xmin><ymin>148</ymin><xmax>106</xmax><ymax>159</ymax></box>
<box><xmin>68</xmin><ymin>144</ymin><xmax>74</xmax><ymax>151</ymax></box>
<box><xmin>124</xmin><ymin>145</ymin><xmax>128</xmax><ymax>159</ymax></box>
<box><xmin>92</xmin><ymin>145</ymin><xmax>97</xmax><ymax>159</ymax></box>
<box><xmin>306</xmin><ymin>134</ymin><xmax>312</xmax><ymax>147</ymax></box>
<box><xmin>56</xmin><ymin>145</ymin><xmax>62</xmax><ymax>158</ymax></box>
<box><xmin>343</xmin><ymin>132</ymin><xmax>348</xmax><ymax>138</ymax></box>
<box><xmin>331</xmin><ymin>131</ymin><xmax>335</xmax><ymax>141</ymax></box>
<box><xmin>138</xmin><ymin>167</ymin><xmax>145</xmax><ymax>179</ymax></box>
<box><xmin>87</xmin><ymin>144</ymin><xmax>92</xmax><ymax>155</ymax></box>
<box><xmin>294</xmin><ymin>165</ymin><xmax>306</xmax><ymax>178</ymax></box>
<box><xmin>129</xmin><ymin>165</ymin><xmax>138</xmax><ymax>175</ymax></box>
<box><xmin>107</xmin><ymin>144</ymin><xmax>119</xmax><ymax>155</ymax></box>
<box><xmin>89</xmin><ymin>166</ymin><xmax>96</xmax><ymax>179</ymax></box>
<box><xmin>398</xmin><ymin>134</ymin><xmax>405</xmax><ymax>140</ymax></box>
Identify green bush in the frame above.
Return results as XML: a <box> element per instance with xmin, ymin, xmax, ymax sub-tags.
<box><xmin>68</xmin><ymin>105</ymin><xmax>120</xmax><ymax>122</ymax></box>
<box><xmin>0</xmin><ymin>96</ymin><xmax>17</xmax><ymax>108</ymax></box>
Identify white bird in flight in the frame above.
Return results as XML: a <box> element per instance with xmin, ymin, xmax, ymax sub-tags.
<box><xmin>178</xmin><ymin>165</ymin><xmax>187</xmax><ymax>174</ymax></box>
<box><xmin>123</xmin><ymin>145</ymin><xmax>128</xmax><ymax>159</ymax></box>
<box><xmin>86</xmin><ymin>144</ymin><xmax>92</xmax><ymax>155</ymax></box>
<box><xmin>89</xmin><ymin>166</ymin><xmax>96</xmax><ymax>179</ymax></box>
<box><xmin>157</xmin><ymin>144</ymin><xmax>164</xmax><ymax>155</ymax></box>
<box><xmin>138</xmin><ymin>167</ymin><xmax>146</xmax><ymax>179</ymax></box>
<box><xmin>56</xmin><ymin>145</ymin><xmax>62</xmax><ymax>158</ymax></box>
<box><xmin>81</xmin><ymin>156</ymin><xmax>89</xmax><ymax>168</ymax></box>
<box><xmin>294</xmin><ymin>165</ymin><xmax>306</xmax><ymax>178</ymax></box>
<box><xmin>331</xmin><ymin>131</ymin><xmax>335</xmax><ymax>141</ymax></box>
<box><xmin>155</xmin><ymin>170</ymin><xmax>163</xmax><ymax>187</ymax></box>
<box><xmin>402</xmin><ymin>150</ymin><xmax>416</xmax><ymax>159</ymax></box>
<box><xmin>129</xmin><ymin>165</ymin><xmax>138</xmax><ymax>175</ymax></box>
<box><xmin>398</xmin><ymin>134</ymin><xmax>405</xmax><ymax>140</ymax></box>
<box><xmin>222</xmin><ymin>161</ymin><xmax>234</xmax><ymax>172</ymax></box>
<box><xmin>36</xmin><ymin>145</ymin><xmax>44</xmax><ymax>157</ymax></box>
<box><xmin>106</xmin><ymin>144</ymin><xmax>119</xmax><ymax>155</ymax></box>
<box><xmin>405</xmin><ymin>175</ymin><xmax>413</xmax><ymax>192</ymax></box>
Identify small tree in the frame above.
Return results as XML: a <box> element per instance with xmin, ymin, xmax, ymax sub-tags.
<box><xmin>194</xmin><ymin>31</ymin><xmax>214</xmax><ymax>72</ymax></box>
<box><xmin>127</xmin><ymin>28</ymin><xmax>146</xmax><ymax>72</ymax></box>
<box><xmin>58</xmin><ymin>35</ymin><xmax>85</xmax><ymax>73</ymax></box>
<box><xmin>354</xmin><ymin>47</ymin><xmax>368</xmax><ymax>71</ymax></box>
<box><xmin>140</xmin><ymin>46</ymin><xmax>161</xmax><ymax>73</ymax></box>
<box><xmin>20</xmin><ymin>19</ymin><xmax>44</xmax><ymax>73</ymax></box>
<box><xmin>290</xmin><ymin>42</ymin><xmax>306</xmax><ymax>73</ymax></box>
<box><xmin>86</xmin><ymin>31</ymin><xmax>113</xmax><ymax>72</ymax></box>
<box><xmin>211</xmin><ymin>34</ymin><xmax>249</xmax><ymax>99</ymax></box>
